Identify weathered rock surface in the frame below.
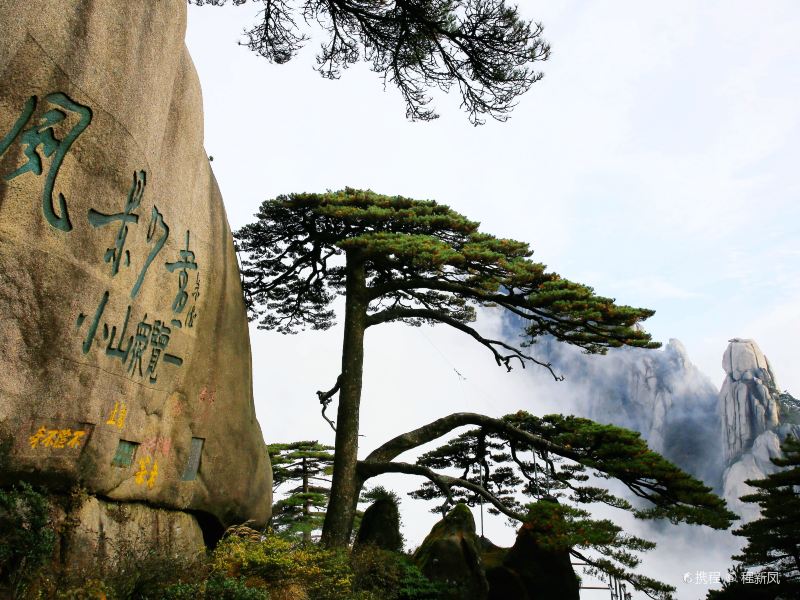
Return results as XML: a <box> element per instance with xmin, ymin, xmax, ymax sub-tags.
<box><xmin>0</xmin><ymin>0</ymin><xmax>271</xmax><ymax>546</ymax></box>
<box><xmin>484</xmin><ymin>520</ymin><xmax>579</xmax><ymax>600</ymax></box>
<box><xmin>57</xmin><ymin>495</ymin><xmax>206</xmax><ymax>569</ymax></box>
<box><xmin>722</xmin><ymin>423</ymin><xmax>800</xmax><ymax>519</ymax></box>
<box><xmin>355</xmin><ymin>497</ymin><xmax>404</xmax><ymax>552</ymax></box>
<box><xmin>413</xmin><ymin>504</ymin><xmax>489</xmax><ymax>600</ymax></box>
<box><xmin>717</xmin><ymin>339</ymin><xmax>799</xmax><ymax>519</ymax></box>
<box><xmin>719</xmin><ymin>339</ymin><xmax>781</xmax><ymax>463</ymax></box>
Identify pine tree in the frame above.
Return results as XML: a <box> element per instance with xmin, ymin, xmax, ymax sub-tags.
<box><xmin>190</xmin><ymin>0</ymin><xmax>551</xmax><ymax>124</ymax></box>
<box><xmin>719</xmin><ymin>436</ymin><xmax>800</xmax><ymax>598</ymax></box>
<box><xmin>236</xmin><ymin>188</ymin><xmax>659</xmax><ymax>547</ymax></box>
<box><xmin>268</xmin><ymin>441</ymin><xmax>334</xmax><ymax>541</ymax></box>
<box><xmin>396</xmin><ymin>412</ymin><xmax>735</xmax><ymax>600</ymax></box>
<box><xmin>736</xmin><ymin>435</ymin><xmax>800</xmax><ymax>575</ymax></box>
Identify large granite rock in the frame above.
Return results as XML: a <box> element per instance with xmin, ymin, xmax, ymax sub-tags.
<box><xmin>58</xmin><ymin>495</ymin><xmax>206</xmax><ymax>569</ymax></box>
<box><xmin>0</xmin><ymin>0</ymin><xmax>271</xmax><ymax>545</ymax></box>
<box><xmin>355</xmin><ymin>497</ymin><xmax>403</xmax><ymax>552</ymax></box>
<box><xmin>484</xmin><ymin>519</ymin><xmax>579</xmax><ymax>600</ymax></box>
<box><xmin>718</xmin><ymin>339</ymin><xmax>799</xmax><ymax>519</ymax></box>
<box><xmin>719</xmin><ymin>339</ymin><xmax>781</xmax><ymax>463</ymax></box>
<box><xmin>722</xmin><ymin>424</ymin><xmax>800</xmax><ymax>519</ymax></box>
<box><xmin>413</xmin><ymin>504</ymin><xmax>489</xmax><ymax>600</ymax></box>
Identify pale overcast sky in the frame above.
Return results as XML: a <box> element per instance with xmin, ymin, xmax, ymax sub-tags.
<box><xmin>186</xmin><ymin>2</ymin><xmax>799</xmax><ymax>597</ymax></box>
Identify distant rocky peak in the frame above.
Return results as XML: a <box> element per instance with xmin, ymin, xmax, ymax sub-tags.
<box><xmin>722</xmin><ymin>338</ymin><xmax>779</xmax><ymax>389</ymax></box>
<box><xmin>719</xmin><ymin>338</ymin><xmax>782</xmax><ymax>464</ymax></box>
<box><xmin>664</xmin><ymin>338</ymin><xmax>689</xmax><ymax>365</ymax></box>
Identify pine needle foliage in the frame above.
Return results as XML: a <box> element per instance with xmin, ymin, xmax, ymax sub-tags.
<box><xmin>406</xmin><ymin>412</ymin><xmax>737</xmax><ymax>600</ymax></box>
<box><xmin>707</xmin><ymin>435</ymin><xmax>800</xmax><ymax>599</ymax></box>
<box><xmin>236</xmin><ymin>188</ymin><xmax>661</xmax><ymax>547</ymax></box>
<box><xmin>236</xmin><ymin>188</ymin><xmax>657</xmax><ymax>355</ymax></box>
<box><xmin>269</xmin><ymin>441</ymin><xmax>335</xmax><ymax>541</ymax></box>
<box><xmin>189</xmin><ymin>0</ymin><xmax>551</xmax><ymax>124</ymax></box>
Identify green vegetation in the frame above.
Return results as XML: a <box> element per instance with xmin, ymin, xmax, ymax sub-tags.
<box><xmin>707</xmin><ymin>435</ymin><xmax>800</xmax><ymax>599</ymax></box>
<box><xmin>268</xmin><ymin>441</ymin><xmax>334</xmax><ymax>541</ymax></box>
<box><xmin>350</xmin><ymin>546</ymin><xmax>444</xmax><ymax>600</ymax></box>
<box><xmin>193</xmin><ymin>528</ymin><xmax>444</xmax><ymax>600</ymax></box>
<box><xmin>0</xmin><ymin>483</ymin><xmax>56</xmax><ymax>598</ymax></box>
<box><xmin>161</xmin><ymin>575</ymin><xmax>269</xmax><ymax>600</ymax></box>
<box><xmin>236</xmin><ymin>188</ymin><xmax>659</xmax><ymax>547</ymax></box>
<box><xmin>190</xmin><ymin>0</ymin><xmax>551</xmax><ymax>124</ymax></box>
<box><xmin>398</xmin><ymin>412</ymin><xmax>735</xmax><ymax>599</ymax></box>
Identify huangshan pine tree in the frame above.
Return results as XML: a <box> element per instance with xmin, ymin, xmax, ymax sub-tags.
<box><xmin>268</xmin><ymin>441</ymin><xmax>334</xmax><ymax>541</ymax></box>
<box><xmin>189</xmin><ymin>0</ymin><xmax>551</xmax><ymax>124</ymax></box>
<box><xmin>377</xmin><ymin>412</ymin><xmax>735</xmax><ymax>600</ymax></box>
<box><xmin>707</xmin><ymin>435</ymin><xmax>800</xmax><ymax>599</ymax></box>
<box><xmin>235</xmin><ymin>188</ymin><xmax>718</xmax><ymax>552</ymax></box>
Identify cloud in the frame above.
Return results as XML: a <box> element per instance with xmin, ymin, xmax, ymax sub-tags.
<box><xmin>599</xmin><ymin>276</ymin><xmax>703</xmax><ymax>301</ymax></box>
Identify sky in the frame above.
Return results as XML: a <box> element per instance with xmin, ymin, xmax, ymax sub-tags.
<box><xmin>185</xmin><ymin>2</ymin><xmax>800</xmax><ymax>598</ymax></box>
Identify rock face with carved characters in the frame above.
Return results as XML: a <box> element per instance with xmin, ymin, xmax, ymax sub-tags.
<box><xmin>0</xmin><ymin>0</ymin><xmax>271</xmax><ymax>561</ymax></box>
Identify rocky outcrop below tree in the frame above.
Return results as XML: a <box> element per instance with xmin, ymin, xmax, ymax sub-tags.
<box><xmin>355</xmin><ymin>495</ymin><xmax>404</xmax><ymax>552</ymax></box>
<box><xmin>413</xmin><ymin>504</ymin><xmax>489</xmax><ymax>600</ymax></box>
<box><xmin>414</xmin><ymin>503</ymin><xmax>580</xmax><ymax>600</ymax></box>
<box><xmin>0</xmin><ymin>0</ymin><xmax>271</xmax><ymax>564</ymax></box>
<box><xmin>484</xmin><ymin>521</ymin><xmax>579</xmax><ymax>600</ymax></box>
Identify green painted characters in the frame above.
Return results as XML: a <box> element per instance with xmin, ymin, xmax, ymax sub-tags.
<box><xmin>0</xmin><ymin>92</ymin><xmax>92</xmax><ymax>231</ymax></box>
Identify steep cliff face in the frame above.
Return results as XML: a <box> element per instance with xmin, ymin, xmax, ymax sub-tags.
<box><xmin>507</xmin><ymin>321</ymin><xmax>796</xmax><ymax>519</ymax></box>
<box><xmin>510</xmin><ymin>332</ymin><xmax>723</xmax><ymax>484</ymax></box>
<box><xmin>0</xmin><ymin>0</ymin><xmax>271</xmax><ymax>562</ymax></box>
<box><xmin>718</xmin><ymin>339</ymin><xmax>797</xmax><ymax>518</ymax></box>
<box><xmin>721</xmin><ymin>424</ymin><xmax>800</xmax><ymax>519</ymax></box>
<box><xmin>719</xmin><ymin>339</ymin><xmax>781</xmax><ymax>463</ymax></box>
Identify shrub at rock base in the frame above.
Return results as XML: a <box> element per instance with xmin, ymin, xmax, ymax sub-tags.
<box><xmin>160</xmin><ymin>575</ymin><xmax>270</xmax><ymax>600</ymax></box>
<box><xmin>0</xmin><ymin>483</ymin><xmax>56</xmax><ymax>598</ymax></box>
<box><xmin>211</xmin><ymin>533</ymin><xmax>352</xmax><ymax>600</ymax></box>
<box><xmin>209</xmin><ymin>530</ymin><xmax>445</xmax><ymax>600</ymax></box>
<box><xmin>351</xmin><ymin>547</ymin><xmax>444</xmax><ymax>600</ymax></box>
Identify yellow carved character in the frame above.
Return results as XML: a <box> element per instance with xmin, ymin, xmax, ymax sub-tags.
<box><xmin>67</xmin><ymin>430</ymin><xmax>85</xmax><ymax>449</ymax></box>
<box><xmin>52</xmin><ymin>428</ymin><xmax>72</xmax><ymax>449</ymax></box>
<box><xmin>29</xmin><ymin>426</ymin><xmax>48</xmax><ymax>448</ymax></box>
<box><xmin>116</xmin><ymin>403</ymin><xmax>127</xmax><ymax>429</ymax></box>
<box><xmin>147</xmin><ymin>460</ymin><xmax>159</xmax><ymax>489</ymax></box>
<box><xmin>135</xmin><ymin>456</ymin><xmax>151</xmax><ymax>485</ymax></box>
<box><xmin>106</xmin><ymin>401</ymin><xmax>119</xmax><ymax>426</ymax></box>
<box><xmin>41</xmin><ymin>429</ymin><xmax>59</xmax><ymax>447</ymax></box>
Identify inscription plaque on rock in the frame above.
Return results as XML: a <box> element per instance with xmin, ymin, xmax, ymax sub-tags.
<box><xmin>0</xmin><ymin>0</ymin><xmax>272</xmax><ymax>541</ymax></box>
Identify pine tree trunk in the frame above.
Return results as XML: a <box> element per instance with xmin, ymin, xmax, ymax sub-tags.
<box><xmin>302</xmin><ymin>456</ymin><xmax>311</xmax><ymax>543</ymax></box>
<box><xmin>321</xmin><ymin>254</ymin><xmax>367</xmax><ymax>547</ymax></box>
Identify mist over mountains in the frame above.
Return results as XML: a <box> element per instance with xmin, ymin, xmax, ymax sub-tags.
<box><xmin>502</xmin><ymin>318</ymin><xmax>799</xmax><ymax>505</ymax></box>
<box><xmin>498</xmin><ymin>320</ymin><xmax>799</xmax><ymax>597</ymax></box>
